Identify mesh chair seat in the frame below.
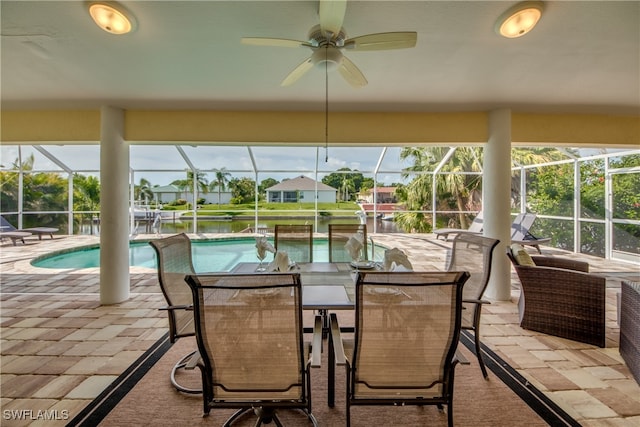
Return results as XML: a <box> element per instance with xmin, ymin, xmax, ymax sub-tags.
<box><xmin>328</xmin><ymin>224</ymin><xmax>368</xmax><ymax>262</ymax></box>
<box><xmin>331</xmin><ymin>271</ymin><xmax>470</xmax><ymax>427</ymax></box>
<box><xmin>274</xmin><ymin>224</ymin><xmax>313</xmax><ymax>263</ymax></box>
<box><xmin>446</xmin><ymin>233</ymin><xmax>500</xmax><ymax>378</ymax></box>
<box><xmin>149</xmin><ymin>233</ymin><xmax>200</xmax><ymax>394</ymax></box>
<box><xmin>185</xmin><ymin>273</ymin><xmax>322</xmax><ymax>426</ymax></box>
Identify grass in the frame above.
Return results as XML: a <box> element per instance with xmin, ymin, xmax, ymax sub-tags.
<box><xmin>169</xmin><ymin>202</ymin><xmax>362</xmax><ymax>217</ymax></box>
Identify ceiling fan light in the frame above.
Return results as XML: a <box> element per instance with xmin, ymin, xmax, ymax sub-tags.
<box><xmin>311</xmin><ymin>47</ymin><xmax>343</xmax><ymax>71</ymax></box>
<box><xmin>496</xmin><ymin>1</ymin><xmax>544</xmax><ymax>38</ymax></box>
<box><xmin>89</xmin><ymin>2</ymin><xmax>134</xmax><ymax>35</ymax></box>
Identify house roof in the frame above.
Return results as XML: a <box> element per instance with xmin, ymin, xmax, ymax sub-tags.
<box><xmin>150</xmin><ymin>185</ymin><xmax>182</xmax><ymax>193</ymax></box>
<box><xmin>266</xmin><ymin>175</ymin><xmax>337</xmax><ymax>192</ymax></box>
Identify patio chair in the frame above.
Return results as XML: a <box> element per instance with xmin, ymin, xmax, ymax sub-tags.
<box><xmin>446</xmin><ymin>233</ymin><xmax>500</xmax><ymax>378</ymax></box>
<box><xmin>0</xmin><ymin>230</ymin><xmax>32</xmax><ymax>245</ymax></box>
<box><xmin>510</xmin><ymin>213</ymin><xmax>550</xmax><ymax>254</ymax></box>
<box><xmin>328</xmin><ymin>223</ymin><xmax>368</xmax><ymax>262</ymax></box>
<box><xmin>184</xmin><ymin>272</ymin><xmax>322</xmax><ymax>426</ymax></box>
<box><xmin>275</xmin><ymin>224</ymin><xmax>313</xmax><ymax>263</ymax></box>
<box><xmin>433</xmin><ymin>211</ymin><xmax>483</xmax><ymax>241</ymax></box>
<box><xmin>1</xmin><ymin>215</ymin><xmax>58</xmax><ymax>241</ymax></box>
<box><xmin>507</xmin><ymin>245</ymin><xmax>606</xmax><ymax>347</ymax></box>
<box><xmin>620</xmin><ymin>280</ymin><xmax>640</xmax><ymax>385</ymax></box>
<box><xmin>148</xmin><ymin>233</ymin><xmax>200</xmax><ymax>394</ymax></box>
<box><xmin>330</xmin><ymin>271</ymin><xmax>470</xmax><ymax>427</ymax></box>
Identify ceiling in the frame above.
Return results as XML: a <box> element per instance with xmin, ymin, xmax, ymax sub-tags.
<box><xmin>1</xmin><ymin>1</ymin><xmax>639</xmax><ymax>115</ymax></box>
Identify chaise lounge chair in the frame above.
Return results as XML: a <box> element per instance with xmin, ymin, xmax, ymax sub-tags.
<box><xmin>510</xmin><ymin>213</ymin><xmax>550</xmax><ymax>254</ymax></box>
<box><xmin>433</xmin><ymin>211</ymin><xmax>483</xmax><ymax>241</ymax></box>
<box><xmin>1</xmin><ymin>216</ymin><xmax>59</xmax><ymax>241</ymax></box>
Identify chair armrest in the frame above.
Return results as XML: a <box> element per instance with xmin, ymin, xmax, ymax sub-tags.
<box><xmin>453</xmin><ymin>349</ymin><xmax>469</xmax><ymax>365</ymax></box>
<box><xmin>310</xmin><ymin>315</ymin><xmax>323</xmax><ymax>368</ymax></box>
<box><xmin>159</xmin><ymin>304</ymin><xmax>193</xmax><ymax>311</ymax></box>
<box><xmin>329</xmin><ymin>313</ymin><xmax>347</xmax><ymax>366</ymax></box>
<box><xmin>463</xmin><ymin>298</ymin><xmax>491</xmax><ymax>305</ymax></box>
<box><xmin>531</xmin><ymin>256</ymin><xmax>589</xmax><ymax>272</ymax></box>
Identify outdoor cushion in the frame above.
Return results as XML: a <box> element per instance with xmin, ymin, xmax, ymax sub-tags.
<box><xmin>511</xmin><ymin>244</ymin><xmax>536</xmax><ymax>266</ymax></box>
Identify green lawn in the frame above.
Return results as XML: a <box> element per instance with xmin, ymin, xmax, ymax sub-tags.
<box><xmin>166</xmin><ymin>202</ymin><xmax>362</xmax><ymax>217</ymax></box>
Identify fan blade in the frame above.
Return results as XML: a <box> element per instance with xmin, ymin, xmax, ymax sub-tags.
<box><xmin>338</xmin><ymin>56</ymin><xmax>367</xmax><ymax>88</ymax></box>
<box><xmin>344</xmin><ymin>32</ymin><xmax>417</xmax><ymax>51</ymax></box>
<box><xmin>319</xmin><ymin>0</ymin><xmax>347</xmax><ymax>39</ymax></box>
<box><xmin>241</xmin><ymin>37</ymin><xmax>310</xmax><ymax>48</ymax></box>
<box><xmin>281</xmin><ymin>57</ymin><xmax>314</xmax><ymax>86</ymax></box>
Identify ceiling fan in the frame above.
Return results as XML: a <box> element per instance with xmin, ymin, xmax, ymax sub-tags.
<box><xmin>241</xmin><ymin>0</ymin><xmax>417</xmax><ymax>88</ymax></box>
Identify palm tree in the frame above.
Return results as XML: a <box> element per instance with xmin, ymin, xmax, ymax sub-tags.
<box><xmin>397</xmin><ymin>147</ymin><xmax>562</xmax><ymax>232</ymax></box>
<box><xmin>210</xmin><ymin>168</ymin><xmax>231</xmax><ymax>205</ymax></box>
<box><xmin>340</xmin><ymin>176</ymin><xmax>355</xmax><ymax>201</ymax></box>
<box><xmin>134</xmin><ymin>178</ymin><xmax>154</xmax><ymax>205</ymax></box>
<box><xmin>188</xmin><ymin>170</ymin><xmax>209</xmax><ymax>194</ymax></box>
<box><xmin>170</xmin><ymin>178</ymin><xmax>190</xmax><ymax>201</ymax></box>
<box><xmin>73</xmin><ymin>174</ymin><xmax>101</xmax><ymax>234</ymax></box>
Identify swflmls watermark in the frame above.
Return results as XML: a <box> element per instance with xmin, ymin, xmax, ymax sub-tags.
<box><xmin>3</xmin><ymin>409</ymin><xmax>69</xmax><ymax>421</ymax></box>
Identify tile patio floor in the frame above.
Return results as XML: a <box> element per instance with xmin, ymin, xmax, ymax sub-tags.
<box><xmin>1</xmin><ymin>233</ymin><xmax>639</xmax><ymax>426</ymax></box>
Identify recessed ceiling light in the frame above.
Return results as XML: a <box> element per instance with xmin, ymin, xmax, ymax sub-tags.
<box><xmin>89</xmin><ymin>2</ymin><xmax>135</xmax><ymax>35</ymax></box>
<box><xmin>496</xmin><ymin>1</ymin><xmax>544</xmax><ymax>38</ymax></box>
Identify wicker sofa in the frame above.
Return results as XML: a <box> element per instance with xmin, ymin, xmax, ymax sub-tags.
<box><xmin>620</xmin><ymin>280</ymin><xmax>640</xmax><ymax>385</ymax></box>
<box><xmin>507</xmin><ymin>246</ymin><xmax>606</xmax><ymax>347</ymax></box>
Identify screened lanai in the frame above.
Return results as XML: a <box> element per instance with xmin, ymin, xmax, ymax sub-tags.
<box><xmin>2</xmin><ymin>143</ymin><xmax>638</xmax><ymax>265</ymax></box>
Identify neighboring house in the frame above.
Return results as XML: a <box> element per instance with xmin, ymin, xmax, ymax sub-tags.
<box><xmin>150</xmin><ymin>184</ymin><xmax>232</xmax><ymax>205</ymax></box>
<box><xmin>265</xmin><ymin>175</ymin><xmax>337</xmax><ymax>203</ymax></box>
<box><xmin>358</xmin><ymin>186</ymin><xmax>397</xmax><ymax>203</ymax></box>
<box><xmin>150</xmin><ymin>185</ymin><xmax>183</xmax><ymax>204</ymax></box>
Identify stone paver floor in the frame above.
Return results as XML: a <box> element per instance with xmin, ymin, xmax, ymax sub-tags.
<box><xmin>1</xmin><ymin>233</ymin><xmax>639</xmax><ymax>426</ymax></box>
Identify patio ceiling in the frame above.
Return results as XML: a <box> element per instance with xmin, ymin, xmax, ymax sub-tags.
<box><xmin>1</xmin><ymin>1</ymin><xmax>639</xmax><ymax>115</ymax></box>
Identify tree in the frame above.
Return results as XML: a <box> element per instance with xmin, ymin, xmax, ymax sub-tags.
<box><xmin>74</xmin><ymin>174</ymin><xmax>101</xmax><ymax>234</ymax></box>
<box><xmin>399</xmin><ymin>147</ymin><xmax>482</xmax><ymax>232</ymax></box>
<box><xmin>396</xmin><ymin>147</ymin><xmax>563</xmax><ymax>233</ymax></box>
<box><xmin>171</xmin><ymin>169</ymin><xmax>209</xmax><ymax>203</ymax></box>
<box><xmin>228</xmin><ymin>177</ymin><xmax>255</xmax><ymax>204</ymax></box>
<box><xmin>322</xmin><ymin>168</ymin><xmax>366</xmax><ymax>198</ymax></box>
<box><xmin>170</xmin><ymin>178</ymin><xmax>189</xmax><ymax>200</ymax></box>
<box><xmin>258</xmin><ymin>177</ymin><xmax>278</xmax><ymax>201</ymax></box>
<box><xmin>188</xmin><ymin>170</ymin><xmax>209</xmax><ymax>195</ymax></box>
<box><xmin>210</xmin><ymin>167</ymin><xmax>232</xmax><ymax>205</ymax></box>
<box><xmin>339</xmin><ymin>175</ymin><xmax>356</xmax><ymax>201</ymax></box>
<box><xmin>134</xmin><ymin>178</ymin><xmax>154</xmax><ymax>204</ymax></box>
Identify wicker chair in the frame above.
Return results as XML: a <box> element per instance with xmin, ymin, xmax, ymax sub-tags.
<box><xmin>330</xmin><ymin>271</ymin><xmax>470</xmax><ymax>427</ymax></box>
<box><xmin>446</xmin><ymin>233</ymin><xmax>500</xmax><ymax>378</ymax></box>
<box><xmin>149</xmin><ymin>233</ymin><xmax>200</xmax><ymax>394</ymax></box>
<box><xmin>275</xmin><ymin>224</ymin><xmax>313</xmax><ymax>263</ymax></box>
<box><xmin>185</xmin><ymin>273</ymin><xmax>322</xmax><ymax>426</ymax></box>
<box><xmin>507</xmin><ymin>246</ymin><xmax>606</xmax><ymax>347</ymax></box>
<box><xmin>328</xmin><ymin>223</ymin><xmax>368</xmax><ymax>262</ymax></box>
<box><xmin>620</xmin><ymin>280</ymin><xmax>640</xmax><ymax>385</ymax></box>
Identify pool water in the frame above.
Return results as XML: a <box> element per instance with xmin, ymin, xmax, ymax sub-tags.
<box><xmin>32</xmin><ymin>238</ymin><xmax>380</xmax><ymax>272</ymax></box>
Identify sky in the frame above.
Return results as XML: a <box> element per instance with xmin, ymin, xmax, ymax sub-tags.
<box><xmin>0</xmin><ymin>144</ymin><xmax>414</xmax><ymax>186</ymax></box>
<box><xmin>2</xmin><ymin>144</ymin><xmax>632</xmax><ymax>188</ymax></box>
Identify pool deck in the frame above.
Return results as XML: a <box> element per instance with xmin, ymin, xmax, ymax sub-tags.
<box><xmin>1</xmin><ymin>233</ymin><xmax>639</xmax><ymax>426</ymax></box>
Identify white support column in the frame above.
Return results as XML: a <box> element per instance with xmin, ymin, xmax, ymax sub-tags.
<box><xmin>484</xmin><ymin>108</ymin><xmax>512</xmax><ymax>301</ymax></box>
<box><xmin>100</xmin><ymin>106</ymin><xmax>130</xmax><ymax>304</ymax></box>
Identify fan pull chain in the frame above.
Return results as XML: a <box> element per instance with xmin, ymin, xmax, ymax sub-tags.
<box><xmin>325</xmin><ymin>45</ymin><xmax>329</xmax><ymax>162</ymax></box>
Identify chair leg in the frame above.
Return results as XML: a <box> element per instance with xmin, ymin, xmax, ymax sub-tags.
<box><xmin>252</xmin><ymin>408</ymin><xmax>282</xmax><ymax>427</ymax></box>
<box><xmin>170</xmin><ymin>350</ymin><xmax>202</xmax><ymax>394</ymax></box>
<box><xmin>222</xmin><ymin>408</ymin><xmax>252</xmax><ymax>426</ymax></box>
<box><xmin>473</xmin><ymin>330</ymin><xmax>488</xmax><ymax>379</ymax></box>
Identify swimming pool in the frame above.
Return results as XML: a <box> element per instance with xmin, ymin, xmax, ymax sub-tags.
<box><xmin>32</xmin><ymin>238</ymin><xmax>384</xmax><ymax>272</ymax></box>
